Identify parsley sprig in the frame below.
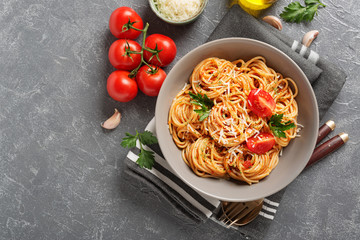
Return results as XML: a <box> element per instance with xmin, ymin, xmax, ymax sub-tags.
<box><xmin>189</xmin><ymin>92</ymin><xmax>214</xmax><ymax>121</ymax></box>
<box><xmin>280</xmin><ymin>0</ymin><xmax>326</xmax><ymax>23</ymax></box>
<box><xmin>269</xmin><ymin>114</ymin><xmax>296</xmax><ymax>138</ymax></box>
<box><xmin>121</xmin><ymin>130</ymin><xmax>158</xmax><ymax>169</ymax></box>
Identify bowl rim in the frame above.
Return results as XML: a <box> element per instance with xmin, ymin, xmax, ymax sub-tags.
<box><xmin>155</xmin><ymin>37</ymin><xmax>319</xmax><ymax>201</ymax></box>
<box><xmin>148</xmin><ymin>0</ymin><xmax>209</xmax><ymax>25</ymax></box>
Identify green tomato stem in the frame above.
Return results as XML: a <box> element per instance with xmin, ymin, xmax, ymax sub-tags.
<box><xmin>129</xmin><ymin>26</ymin><xmax>145</xmax><ymax>32</ymax></box>
<box><xmin>128</xmin><ymin>23</ymin><xmax>151</xmax><ymax>78</ymax></box>
<box><xmin>143</xmin><ymin>46</ymin><xmax>159</xmax><ymax>54</ymax></box>
<box><xmin>135</xmin><ymin>130</ymin><xmax>144</xmax><ymax>151</ymax></box>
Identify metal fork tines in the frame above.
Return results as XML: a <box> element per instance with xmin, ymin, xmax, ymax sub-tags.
<box><xmin>219</xmin><ymin>199</ymin><xmax>264</xmax><ymax>227</ymax></box>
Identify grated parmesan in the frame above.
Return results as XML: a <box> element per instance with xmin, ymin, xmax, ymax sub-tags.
<box><xmin>153</xmin><ymin>0</ymin><xmax>204</xmax><ymax>22</ymax></box>
<box><xmin>218</xmin><ymin>128</ymin><xmax>224</xmax><ymax>143</ymax></box>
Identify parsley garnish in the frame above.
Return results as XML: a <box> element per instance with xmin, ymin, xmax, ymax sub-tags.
<box><xmin>189</xmin><ymin>92</ymin><xmax>214</xmax><ymax>121</ymax></box>
<box><xmin>280</xmin><ymin>0</ymin><xmax>326</xmax><ymax>23</ymax></box>
<box><xmin>269</xmin><ymin>114</ymin><xmax>295</xmax><ymax>138</ymax></box>
<box><xmin>121</xmin><ymin>130</ymin><xmax>158</xmax><ymax>169</ymax></box>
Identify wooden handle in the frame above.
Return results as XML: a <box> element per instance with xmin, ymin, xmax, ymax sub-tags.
<box><xmin>316</xmin><ymin>120</ymin><xmax>335</xmax><ymax>145</ymax></box>
<box><xmin>306</xmin><ymin>133</ymin><xmax>348</xmax><ymax>168</ymax></box>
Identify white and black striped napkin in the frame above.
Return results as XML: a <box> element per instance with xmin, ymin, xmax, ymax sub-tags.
<box><xmin>124</xmin><ymin>5</ymin><xmax>346</xmax><ymax>239</ymax></box>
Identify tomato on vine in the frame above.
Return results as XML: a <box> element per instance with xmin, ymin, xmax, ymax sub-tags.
<box><xmin>106</xmin><ymin>8</ymin><xmax>176</xmax><ymax>102</ymax></box>
<box><xmin>109</xmin><ymin>7</ymin><xmax>143</xmax><ymax>39</ymax></box>
<box><xmin>144</xmin><ymin>34</ymin><xmax>177</xmax><ymax>67</ymax></box>
<box><xmin>107</xmin><ymin>70</ymin><xmax>138</xmax><ymax>102</ymax></box>
<box><xmin>108</xmin><ymin>39</ymin><xmax>142</xmax><ymax>70</ymax></box>
<box><xmin>136</xmin><ymin>65</ymin><xmax>166</xmax><ymax>97</ymax></box>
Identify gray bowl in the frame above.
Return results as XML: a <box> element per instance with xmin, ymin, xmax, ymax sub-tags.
<box><xmin>149</xmin><ymin>0</ymin><xmax>208</xmax><ymax>25</ymax></box>
<box><xmin>155</xmin><ymin>38</ymin><xmax>319</xmax><ymax>202</ymax></box>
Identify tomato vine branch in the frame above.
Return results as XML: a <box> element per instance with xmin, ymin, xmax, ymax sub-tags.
<box><xmin>127</xmin><ymin>23</ymin><xmax>157</xmax><ymax>78</ymax></box>
<box><xmin>121</xmin><ymin>21</ymin><xmax>162</xmax><ymax>78</ymax></box>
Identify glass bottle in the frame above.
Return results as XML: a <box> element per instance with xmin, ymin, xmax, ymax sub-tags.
<box><xmin>230</xmin><ymin>0</ymin><xmax>278</xmax><ymax>17</ymax></box>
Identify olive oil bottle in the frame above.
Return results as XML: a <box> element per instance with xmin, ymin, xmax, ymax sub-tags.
<box><xmin>230</xmin><ymin>0</ymin><xmax>278</xmax><ymax>16</ymax></box>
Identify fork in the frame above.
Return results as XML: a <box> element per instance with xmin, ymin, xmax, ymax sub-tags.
<box><xmin>219</xmin><ymin>199</ymin><xmax>264</xmax><ymax>227</ymax></box>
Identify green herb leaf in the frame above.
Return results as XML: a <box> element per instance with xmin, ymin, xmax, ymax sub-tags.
<box><xmin>189</xmin><ymin>92</ymin><xmax>214</xmax><ymax>121</ymax></box>
<box><xmin>121</xmin><ymin>130</ymin><xmax>158</xmax><ymax>169</ymax></box>
<box><xmin>120</xmin><ymin>132</ymin><xmax>137</xmax><ymax>148</ymax></box>
<box><xmin>280</xmin><ymin>2</ymin><xmax>307</xmax><ymax>23</ymax></box>
<box><xmin>197</xmin><ymin>110</ymin><xmax>210</xmax><ymax>121</ymax></box>
<box><xmin>302</xmin><ymin>4</ymin><xmax>320</xmax><ymax>22</ymax></box>
<box><xmin>139</xmin><ymin>130</ymin><xmax>158</xmax><ymax>145</ymax></box>
<box><xmin>137</xmin><ymin>149</ymin><xmax>155</xmax><ymax>169</ymax></box>
<box><xmin>280</xmin><ymin>0</ymin><xmax>326</xmax><ymax>23</ymax></box>
<box><xmin>269</xmin><ymin>114</ymin><xmax>296</xmax><ymax>138</ymax></box>
<box><xmin>305</xmin><ymin>0</ymin><xmax>325</xmax><ymax>6</ymax></box>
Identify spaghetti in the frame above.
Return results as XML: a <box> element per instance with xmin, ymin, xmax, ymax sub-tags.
<box><xmin>168</xmin><ymin>57</ymin><xmax>298</xmax><ymax>184</ymax></box>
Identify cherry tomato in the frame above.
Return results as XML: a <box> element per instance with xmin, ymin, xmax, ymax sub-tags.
<box><xmin>108</xmin><ymin>39</ymin><xmax>141</xmax><ymax>70</ymax></box>
<box><xmin>109</xmin><ymin>7</ymin><xmax>143</xmax><ymax>39</ymax></box>
<box><xmin>246</xmin><ymin>133</ymin><xmax>276</xmax><ymax>154</ymax></box>
<box><xmin>247</xmin><ymin>89</ymin><xmax>276</xmax><ymax>118</ymax></box>
<box><xmin>107</xmin><ymin>70</ymin><xmax>138</xmax><ymax>102</ymax></box>
<box><xmin>136</xmin><ymin>65</ymin><xmax>167</xmax><ymax>96</ymax></box>
<box><xmin>144</xmin><ymin>34</ymin><xmax>177</xmax><ymax>67</ymax></box>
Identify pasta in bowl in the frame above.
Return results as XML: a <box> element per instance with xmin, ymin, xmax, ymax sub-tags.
<box><xmin>155</xmin><ymin>38</ymin><xmax>318</xmax><ymax>201</ymax></box>
<box><xmin>169</xmin><ymin>56</ymin><xmax>298</xmax><ymax>185</ymax></box>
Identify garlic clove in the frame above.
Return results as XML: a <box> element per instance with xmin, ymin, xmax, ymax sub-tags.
<box><xmin>302</xmin><ymin>30</ymin><xmax>319</xmax><ymax>47</ymax></box>
<box><xmin>262</xmin><ymin>15</ymin><xmax>283</xmax><ymax>31</ymax></box>
<box><xmin>101</xmin><ymin>108</ymin><xmax>121</xmax><ymax>129</ymax></box>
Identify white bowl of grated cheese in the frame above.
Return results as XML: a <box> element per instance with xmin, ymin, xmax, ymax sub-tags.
<box><xmin>149</xmin><ymin>0</ymin><xmax>208</xmax><ymax>25</ymax></box>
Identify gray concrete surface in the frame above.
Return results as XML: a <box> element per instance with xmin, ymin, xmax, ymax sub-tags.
<box><xmin>0</xmin><ymin>0</ymin><xmax>359</xmax><ymax>239</ymax></box>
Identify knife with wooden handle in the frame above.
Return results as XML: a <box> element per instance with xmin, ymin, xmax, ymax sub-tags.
<box><xmin>307</xmin><ymin>132</ymin><xmax>349</xmax><ymax>168</ymax></box>
<box><xmin>316</xmin><ymin>120</ymin><xmax>336</xmax><ymax>145</ymax></box>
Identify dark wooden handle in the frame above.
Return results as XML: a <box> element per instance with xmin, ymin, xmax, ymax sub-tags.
<box><xmin>306</xmin><ymin>133</ymin><xmax>348</xmax><ymax>168</ymax></box>
<box><xmin>316</xmin><ymin>120</ymin><xmax>335</xmax><ymax>145</ymax></box>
